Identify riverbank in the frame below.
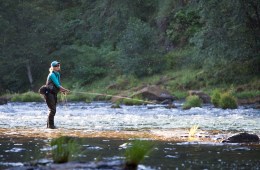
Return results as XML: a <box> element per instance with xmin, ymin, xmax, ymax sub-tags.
<box><xmin>1</xmin><ymin>69</ymin><xmax>260</xmax><ymax>107</ymax></box>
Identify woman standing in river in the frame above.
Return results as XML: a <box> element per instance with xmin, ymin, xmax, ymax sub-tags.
<box><xmin>45</xmin><ymin>61</ymin><xmax>70</xmax><ymax>129</ymax></box>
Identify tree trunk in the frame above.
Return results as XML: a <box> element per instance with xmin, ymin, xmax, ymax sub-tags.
<box><xmin>26</xmin><ymin>60</ymin><xmax>34</xmax><ymax>90</ymax></box>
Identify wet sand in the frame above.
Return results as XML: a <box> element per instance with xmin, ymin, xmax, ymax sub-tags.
<box><xmin>0</xmin><ymin>127</ymin><xmax>229</xmax><ymax>143</ymax></box>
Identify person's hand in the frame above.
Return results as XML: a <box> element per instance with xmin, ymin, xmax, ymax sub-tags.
<box><xmin>60</xmin><ymin>87</ymin><xmax>70</xmax><ymax>94</ymax></box>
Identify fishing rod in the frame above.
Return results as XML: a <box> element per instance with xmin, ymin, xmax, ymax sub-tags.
<box><xmin>69</xmin><ymin>91</ymin><xmax>155</xmax><ymax>104</ymax></box>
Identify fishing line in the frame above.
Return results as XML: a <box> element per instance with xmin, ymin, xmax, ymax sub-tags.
<box><xmin>70</xmin><ymin>91</ymin><xmax>155</xmax><ymax>104</ymax></box>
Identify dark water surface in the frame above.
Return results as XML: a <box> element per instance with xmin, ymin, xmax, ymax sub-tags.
<box><xmin>0</xmin><ymin>102</ymin><xmax>260</xmax><ymax>169</ymax></box>
<box><xmin>1</xmin><ymin>136</ymin><xmax>260</xmax><ymax>170</ymax></box>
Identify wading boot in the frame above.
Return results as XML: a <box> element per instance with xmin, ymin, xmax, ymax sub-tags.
<box><xmin>47</xmin><ymin>115</ymin><xmax>57</xmax><ymax>129</ymax></box>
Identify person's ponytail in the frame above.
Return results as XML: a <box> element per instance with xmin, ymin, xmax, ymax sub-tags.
<box><xmin>49</xmin><ymin>67</ymin><xmax>53</xmax><ymax>73</ymax></box>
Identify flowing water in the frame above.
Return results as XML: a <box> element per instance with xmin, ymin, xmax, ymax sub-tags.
<box><xmin>0</xmin><ymin>101</ymin><xmax>259</xmax><ymax>169</ymax></box>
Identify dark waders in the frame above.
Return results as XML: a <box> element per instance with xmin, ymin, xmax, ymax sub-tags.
<box><xmin>45</xmin><ymin>92</ymin><xmax>57</xmax><ymax>129</ymax></box>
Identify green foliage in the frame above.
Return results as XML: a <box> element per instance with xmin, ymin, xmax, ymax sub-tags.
<box><xmin>219</xmin><ymin>92</ymin><xmax>238</xmax><ymax>109</ymax></box>
<box><xmin>0</xmin><ymin>0</ymin><xmax>259</xmax><ymax>94</ymax></box>
<box><xmin>211</xmin><ymin>89</ymin><xmax>221</xmax><ymax>107</ymax></box>
<box><xmin>191</xmin><ymin>0</ymin><xmax>260</xmax><ymax>83</ymax></box>
<box><xmin>53</xmin><ymin>45</ymin><xmax>115</xmax><ymax>85</ymax></box>
<box><xmin>235</xmin><ymin>90</ymin><xmax>260</xmax><ymax>99</ymax></box>
<box><xmin>182</xmin><ymin>95</ymin><xmax>202</xmax><ymax>110</ymax></box>
<box><xmin>125</xmin><ymin>140</ymin><xmax>154</xmax><ymax>168</ymax></box>
<box><xmin>118</xmin><ymin>18</ymin><xmax>166</xmax><ymax>77</ymax></box>
<box><xmin>172</xmin><ymin>91</ymin><xmax>188</xmax><ymax>100</ymax></box>
<box><xmin>50</xmin><ymin>136</ymin><xmax>81</xmax><ymax>163</ymax></box>
<box><xmin>11</xmin><ymin>91</ymin><xmax>43</xmax><ymax>102</ymax></box>
<box><xmin>166</xmin><ymin>69</ymin><xmax>205</xmax><ymax>90</ymax></box>
<box><xmin>165</xmin><ymin>47</ymin><xmax>197</xmax><ymax>69</ymax></box>
<box><xmin>167</xmin><ymin>8</ymin><xmax>201</xmax><ymax>46</ymax></box>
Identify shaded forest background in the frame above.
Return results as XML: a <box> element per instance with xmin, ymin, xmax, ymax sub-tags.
<box><xmin>0</xmin><ymin>0</ymin><xmax>259</xmax><ymax>94</ymax></box>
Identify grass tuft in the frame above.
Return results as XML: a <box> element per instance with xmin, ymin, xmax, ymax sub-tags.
<box><xmin>182</xmin><ymin>95</ymin><xmax>202</xmax><ymax>110</ymax></box>
<box><xmin>219</xmin><ymin>92</ymin><xmax>238</xmax><ymax>109</ymax></box>
<box><xmin>211</xmin><ymin>90</ymin><xmax>238</xmax><ymax>109</ymax></box>
<box><xmin>124</xmin><ymin>140</ymin><xmax>154</xmax><ymax>169</ymax></box>
<box><xmin>50</xmin><ymin>136</ymin><xmax>81</xmax><ymax>163</ymax></box>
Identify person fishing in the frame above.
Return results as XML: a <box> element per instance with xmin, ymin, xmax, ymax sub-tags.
<box><xmin>44</xmin><ymin>61</ymin><xmax>70</xmax><ymax>129</ymax></box>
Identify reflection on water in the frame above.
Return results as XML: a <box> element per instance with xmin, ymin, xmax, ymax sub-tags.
<box><xmin>0</xmin><ymin>102</ymin><xmax>259</xmax><ymax>133</ymax></box>
<box><xmin>0</xmin><ymin>137</ymin><xmax>260</xmax><ymax>169</ymax></box>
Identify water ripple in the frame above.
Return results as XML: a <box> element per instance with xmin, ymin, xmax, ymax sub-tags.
<box><xmin>0</xmin><ymin>102</ymin><xmax>259</xmax><ymax>134</ymax></box>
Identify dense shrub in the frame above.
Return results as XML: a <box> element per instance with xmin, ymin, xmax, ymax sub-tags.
<box><xmin>182</xmin><ymin>95</ymin><xmax>202</xmax><ymax>110</ymax></box>
<box><xmin>219</xmin><ymin>92</ymin><xmax>238</xmax><ymax>109</ymax></box>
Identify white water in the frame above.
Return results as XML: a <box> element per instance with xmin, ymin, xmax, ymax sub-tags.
<box><xmin>0</xmin><ymin>102</ymin><xmax>259</xmax><ymax>134</ymax></box>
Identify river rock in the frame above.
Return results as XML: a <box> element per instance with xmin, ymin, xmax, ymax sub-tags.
<box><xmin>188</xmin><ymin>90</ymin><xmax>211</xmax><ymax>103</ymax></box>
<box><xmin>222</xmin><ymin>132</ymin><xmax>259</xmax><ymax>143</ymax></box>
<box><xmin>0</xmin><ymin>97</ymin><xmax>7</xmax><ymax>105</ymax></box>
<box><xmin>131</xmin><ymin>85</ymin><xmax>175</xmax><ymax>102</ymax></box>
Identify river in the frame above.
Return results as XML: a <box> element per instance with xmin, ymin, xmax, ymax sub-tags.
<box><xmin>0</xmin><ymin>101</ymin><xmax>259</xmax><ymax>169</ymax></box>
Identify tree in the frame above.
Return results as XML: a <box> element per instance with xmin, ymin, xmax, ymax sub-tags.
<box><xmin>0</xmin><ymin>0</ymin><xmax>54</xmax><ymax>92</ymax></box>
<box><xmin>191</xmin><ymin>0</ymin><xmax>260</xmax><ymax>83</ymax></box>
<box><xmin>117</xmin><ymin>18</ymin><xmax>166</xmax><ymax>77</ymax></box>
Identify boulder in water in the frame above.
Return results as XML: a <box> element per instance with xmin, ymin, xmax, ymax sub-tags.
<box><xmin>222</xmin><ymin>132</ymin><xmax>259</xmax><ymax>143</ymax></box>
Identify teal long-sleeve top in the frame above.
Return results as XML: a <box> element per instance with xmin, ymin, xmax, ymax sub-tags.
<box><xmin>47</xmin><ymin>71</ymin><xmax>61</xmax><ymax>88</ymax></box>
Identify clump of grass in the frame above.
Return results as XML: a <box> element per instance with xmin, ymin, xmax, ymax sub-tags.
<box><xmin>182</xmin><ymin>95</ymin><xmax>202</xmax><ymax>110</ymax></box>
<box><xmin>124</xmin><ymin>140</ymin><xmax>154</xmax><ymax>170</ymax></box>
<box><xmin>219</xmin><ymin>92</ymin><xmax>238</xmax><ymax>109</ymax></box>
<box><xmin>211</xmin><ymin>90</ymin><xmax>237</xmax><ymax>109</ymax></box>
<box><xmin>50</xmin><ymin>136</ymin><xmax>81</xmax><ymax>163</ymax></box>
<box><xmin>11</xmin><ymin>91</ymin><xmax>42</xmax><ymax>102</ymax></box>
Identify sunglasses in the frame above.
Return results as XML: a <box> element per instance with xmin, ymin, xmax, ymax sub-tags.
<box><xmin>54</xmin><ymin>64</ymin><xmax>60</xmax><ymax>67</ymax></box>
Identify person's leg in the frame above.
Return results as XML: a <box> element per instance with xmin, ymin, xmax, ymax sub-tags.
<box><xmin>45</xmin><ymin>93</ymin><xmax>57</xmax><ymax>129</ymax></box>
